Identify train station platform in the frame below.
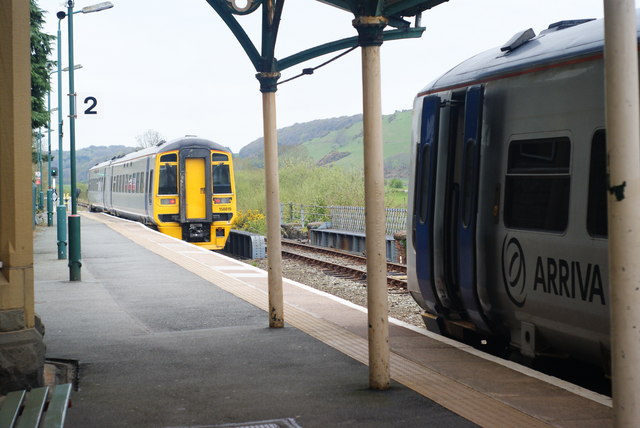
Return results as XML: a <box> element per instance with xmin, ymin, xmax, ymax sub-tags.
<box><xmin>34</xmin><ymin>213</ymin><xmax>613</xmax><ymax>427</ymax></box>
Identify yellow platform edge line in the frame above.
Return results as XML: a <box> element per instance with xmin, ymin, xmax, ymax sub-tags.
<box><xmin>91</xmin><ymin>214</ymin><xmax>552</xmax><ymax>428</ymax></box>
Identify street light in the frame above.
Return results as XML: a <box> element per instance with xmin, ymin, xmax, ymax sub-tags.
<box><xmin>54</xmin><ymin>11</ymin><xmax>68</xmax><ymax>260</ymax></box>
<box><xmin>36</xmin><ymin>129</ymin><xmax>44</xmax><ymax>211</ymax></box>
<box><xmin>60</xmin><ymin>0</ymin><xmax>114</xmax><ymax>281</ymax></box>
<box><xmin>47</xmin><ymin>64</ymin><xmax>82</xmax><ymax>228</ymax></box>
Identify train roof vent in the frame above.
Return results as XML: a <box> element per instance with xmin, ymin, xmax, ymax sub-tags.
<box><xmin>185</xmin><ymin>134</ymin><xmax>197</xmax><ymax>137</ymax></box>
<box><xmin>155</xmin><ymin>139</ymin><xmax>166</xmax><ymax>146</ymax></box>
<box><xmin>539</xmin><ymin>19</ymin><xmax>596</xmax><ymax>35</ymax></box>
<box><xmin>500</xmin><ymin>28</ymin><xmax>536</xmax><ymax>52</ymax></box>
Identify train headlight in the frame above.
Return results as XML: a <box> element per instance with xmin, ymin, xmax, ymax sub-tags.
<box><xmin>214</xmin><ymin>197</ymin><xmax>232</xmax><ymax>204</ymax></box>
<box><xmin>160</xmin><ymin>198</ymin><xmax>177</xmax><ymax>205</ymax></box>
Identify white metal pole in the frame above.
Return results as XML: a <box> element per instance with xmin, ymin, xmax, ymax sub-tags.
<box><xmin>361</xmin><ymin>42</ymin><xmax>390</xmax><ymax>390</ymax></box>
<box><xmin>603</xmin><ymin>0</ymin><xmax>640</xmax><ymax>425</ymax></box>
<box><xmin>262</xmin><ymin>89</ymin><xmax>284</xmax><ymax>328</ymax></box>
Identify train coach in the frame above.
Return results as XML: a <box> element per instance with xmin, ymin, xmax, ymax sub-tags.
<box><xmin>88</xmin><ymin>136</ymin><xmax>236</xmax><ymax>250</ymax></box>
<box><xmin>406</xmin><ymin>14</ymin><xmax>630</xmax><ymax>369</ymax></box>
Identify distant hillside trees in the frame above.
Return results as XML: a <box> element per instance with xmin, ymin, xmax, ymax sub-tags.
<box><xmin>136</xmin><ymin>129</ymin><xmax>165</xmax><ymax>149</ymax></box>
<box><xmin>238</xmin><ymin>115</ymin><xmax>363</xmax><ymax>158</ymax></box>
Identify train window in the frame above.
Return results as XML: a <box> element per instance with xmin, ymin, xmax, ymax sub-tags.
<box><xmin>212</xmin><ymin>153</ymin><xmax>228</xmax><ymax>162</ymax></box>
<box><xmin>508</xmin><ymin>139</ymin><xmax>570</xmax><ymax>173</ymax></box>
<box><xmin>504</xmin><ymin>137</ymin><xmax>571</xmax><ymax>232</ymax></box>
<box><xmin>587</xmin><ymin>130</ymin><xmax>607</xmax><ymax>237</ymax></box>
<box><xmin>160</xmin><ymin>153</ymin><xmax>177</xmax><ymax>162</ymax></box>
<box><xmin>417</xmin><ymin>145</ymin><xmax>431</xmax><ymax>223</ymax></box>
<box><xmin>158</xmin><ymin>164</ymin><xmax>178</xmax><ymax>195</ymax></box>
<box><xmin>212</xmin><ymin>164</ymin><xmax>231</xmax><ymax>194</ymax></box>
<box><xmin>139</xmin><ymin>172</ymin><xmax>145</xmax><ymax>194</ymax></box>
<box><xmin>461</xmin><ymin>141</ymin><xmax>475</xmax><ymax>227</ymax></box>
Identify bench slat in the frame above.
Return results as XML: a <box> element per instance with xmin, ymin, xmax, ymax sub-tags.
<box><xmin>43</xmin><ymin>384</ymin><xmax>72</xmax><ymax>428</ymax></box>
<box><xmin>0</xmin><ymin>390</ymin><xmax>26</xmax><ymax>428</ymax></box>
<box><xmin>15</xmin><ymin>387</ymin><xmax>48</xmax><ymax>428</ymax></box>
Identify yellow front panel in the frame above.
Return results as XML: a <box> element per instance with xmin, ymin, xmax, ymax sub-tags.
<box><xmin>185</xmin><ymin>158</ymin><xmax>206</xmax><ymax>219</ymax></box>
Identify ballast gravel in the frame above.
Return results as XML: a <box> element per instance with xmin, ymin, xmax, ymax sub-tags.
<box><xmin>250</xmin><ymin>257</ymin><xmax>425</xmax><ymax>328</ymax></box>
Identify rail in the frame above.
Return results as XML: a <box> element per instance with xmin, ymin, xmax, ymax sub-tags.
<box><xmin>280</xmin><ymin>203</ymin><xmax>407</xmax><ymax>236</ymax></box>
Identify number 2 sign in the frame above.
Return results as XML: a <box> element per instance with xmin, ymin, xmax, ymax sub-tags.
<box><xmin>84</xmin><ymin>96</ymin><xmax>98</xmax><ymax>115</ymax></box>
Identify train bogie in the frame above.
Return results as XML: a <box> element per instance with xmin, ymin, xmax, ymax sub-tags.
<box><xmin>407</xmin><ymin>15</ymin><xmax>626</xmax><ymax>367</ymax></box>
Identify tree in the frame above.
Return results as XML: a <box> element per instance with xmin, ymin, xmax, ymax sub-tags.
<box><xmin>30</xmin><ymin>0</ymin><xmax>55</xmax><ymax>131</ymax></box>
<box><xmin>136</xmin><ymin>129</ymin><xmax>165</xmax><ymax>149</ymax></box>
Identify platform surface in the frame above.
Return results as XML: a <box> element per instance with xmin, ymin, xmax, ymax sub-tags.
<box><xmin>34</xmin><ymin>213</ymin><xmax>613</xmax><ymax>427</ymax></box>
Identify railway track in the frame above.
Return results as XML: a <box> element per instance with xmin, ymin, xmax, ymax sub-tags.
<box><xmin>280</xmin><ymin>239</ymin><xmax>407</xmax><ymax>289</ymax></box>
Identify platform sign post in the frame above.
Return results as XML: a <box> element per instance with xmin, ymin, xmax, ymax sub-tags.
<box><xmin>603</xmin><ymin>0</ymin><xmax>640</xmax><ymax>424</ymax></box>
<box><xmin>61</xmin><ymin>0</ymin><xmax>114</xmax><ymax>281</ymax></box>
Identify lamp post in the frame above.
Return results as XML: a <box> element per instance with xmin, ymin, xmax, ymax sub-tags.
<box><xmin>48</xmin><ymin>64</ymin><xmax>82</xmax><ymax>228</ymax></box>
<box><xmin>36</xmin><ymin>129</ymin><xmax>44</xmax><ymax>210</ymax></box>
<box><xmin>60</xmin><ymin>0</ymin><xmax>113</xmax><ymax>281</ymax></box>
<box><xmin>46</xmin><ymin>91</ymin><xmax>53</xmax><ymax>226</ymax></box>
<box><xmin>55</xmin><ymin>11</ymin><xmax>67</xmax><ymax>259</ymax></box>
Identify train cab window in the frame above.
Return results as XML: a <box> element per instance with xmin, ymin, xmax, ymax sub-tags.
<box><xmin>587</xmin><ymin>130</ymin><xmax>607</xmax><ymax>237</ymax></box>
<box><xmin>158</xmin><ymin>164</ymin><xmax>178</xmax><ymax>195</ymax></box>
<box><xmin>504</xmin><ymin>137</ymin><xmax>571</xmax><ymax>232</ymax></box>
<box><xmin>160</xmin><ymin>153</ymin><xmax>177</xmax><ymax>162</ymax></box>
<box><xmin>212</xmin><ymin>164</ymin><xmax>231</xmax><ymax>194</ymax></box>
<box><xmin>212</xmin><ymin>153</ymin><xmax>229</xmax><ymax>162</ymax></box>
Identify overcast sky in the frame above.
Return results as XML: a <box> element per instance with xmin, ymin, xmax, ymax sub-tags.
<box><xmin>39</xmin><ymin>0</ymin><xmax>605</xmax><ymax>153</ymax></box>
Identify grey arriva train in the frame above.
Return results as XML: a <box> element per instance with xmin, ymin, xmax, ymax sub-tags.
<box><xmin>406</xmin><ymin>14</ymin><xmax>629</xmax><ymax>368</ymax></box>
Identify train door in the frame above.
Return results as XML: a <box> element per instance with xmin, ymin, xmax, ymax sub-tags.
<box><xmin>144</xmin><ymin>157</ymin><xmax>151</xmax><ymax>218</ymax></box>
<box><xmin>414</xmin><ymin>85</ymin><xmax>492</xmax><ymax>332</ymax></box>
<box><xmin>106</xmin><ymin>166</ymin><xmax>114</xmax><ymax>210</ymax></box>
<box><xmin>456</xmin><ymin>85</ymin><xmax>492</xmax><ymax>332</ymax></box>
<box><xmin>413</xmin><ymin>95</ymin><xmax>442</xmax><ymax>314</ymax></box>
<box><xmin>179</xmin><ymin>148</ymin><xmax>212</xmax><ymax>242</ymax></box>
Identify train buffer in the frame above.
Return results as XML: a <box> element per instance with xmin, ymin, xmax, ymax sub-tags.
<box><xmin>0</xmin><ymin>384</ymin><xmax>72</xmax><ymax>428</ymax></box>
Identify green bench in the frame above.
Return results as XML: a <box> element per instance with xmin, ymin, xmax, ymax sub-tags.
<box><xmin>0</xmin><ymin>384</ymin><xmax>72</xmax><ymax>428</ymax></box>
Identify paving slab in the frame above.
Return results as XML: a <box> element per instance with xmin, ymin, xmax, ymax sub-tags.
<box><xmin>34</xmin><ymin>216</ymin><xmax>477</xmax><ymax>428</ymax></box>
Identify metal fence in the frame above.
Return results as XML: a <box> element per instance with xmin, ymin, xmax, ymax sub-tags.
<box><xmin>280</xmin><ymin>203</ymin><xmax>407</xmax><ymax>236</ymax></box>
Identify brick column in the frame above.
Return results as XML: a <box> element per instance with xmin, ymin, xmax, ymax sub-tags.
<box><xmin>0</xmin><ymin>0</ymin><xmax>46</xmax><ymax>393</ymax></box>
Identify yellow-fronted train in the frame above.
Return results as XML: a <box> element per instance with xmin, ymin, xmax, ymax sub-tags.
<box><xmin>88</xmin><ymin>136</ymin><xmax>236</xmax><ymax>250</ymax></box>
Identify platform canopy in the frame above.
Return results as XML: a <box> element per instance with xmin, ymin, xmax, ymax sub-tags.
<box><xmin>317</xmin><ymin>0</ymin><xmax>448</xmax><ymax>20</ymax></box>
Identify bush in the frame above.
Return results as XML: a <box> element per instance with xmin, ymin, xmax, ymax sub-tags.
<box><xmin>232</xmin><ymin>209</ymin><xmax>267</xmax><ymax>235</ymax></box>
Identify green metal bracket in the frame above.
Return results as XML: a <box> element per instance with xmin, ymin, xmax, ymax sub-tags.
<box><xmin>206</xmin><ymin>0</ymin><xmax>428</xmax><ymax>90</ymax></box>
<box><xmin>205</xmin><ymin>0</ymin><xmax>262</xmax><ymax>71</ymax></box>
<box><xmin>278</xmin><ymin>26</ymin><xmax>424</xmax><ymax>72</ymax></box>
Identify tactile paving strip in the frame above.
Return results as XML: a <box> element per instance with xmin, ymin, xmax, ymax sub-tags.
<box><xmin>90</xmin><ymin>214</ymin><xmax>552</xmax><ymax>428</ymax></box>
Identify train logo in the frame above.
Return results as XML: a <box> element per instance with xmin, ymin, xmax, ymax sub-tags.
<box><xmin>501</xmin><ymin>236</ymin><xmax>527</xmax><ymax>307</ymax></box>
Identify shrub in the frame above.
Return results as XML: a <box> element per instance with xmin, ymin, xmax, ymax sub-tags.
<box><xmin>232</xmin><ymin>209</ymin><xmax>267</xmax><ymax>235</ymax></box>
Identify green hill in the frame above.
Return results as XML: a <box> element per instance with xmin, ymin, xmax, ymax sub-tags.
<box><xmin>237</xmin><ymin>110</ymin><xmax>412</xmax><ymax>179</ymax></box>
<box><xmin>66</xmin><ymin>110</ymin><xmax>414</xmax><ymax>184</ymax></box>
<box><xmin>52</xmin><ymin>145</ymin><xmax>137</xmax><ymax>184</ymax></box>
